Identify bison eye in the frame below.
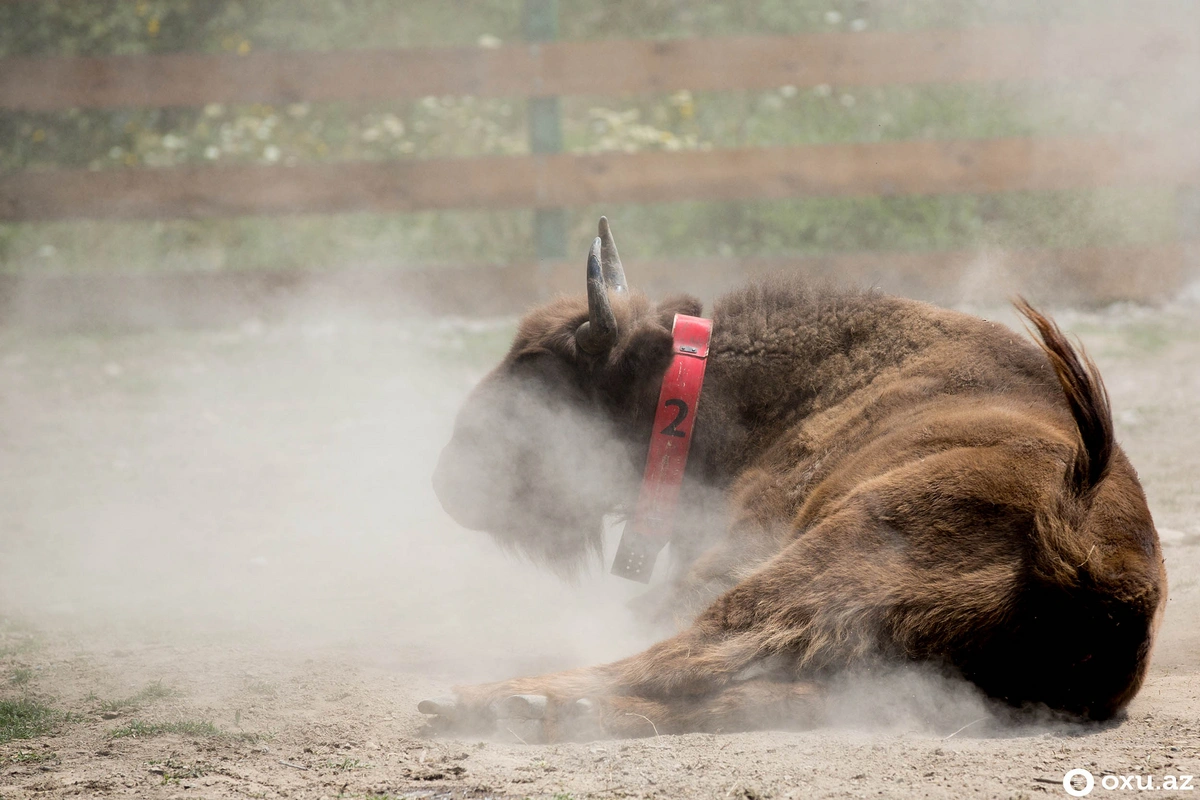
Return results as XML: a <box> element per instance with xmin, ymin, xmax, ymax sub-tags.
<box><xmin>512</xmin><ymin>347</ymin><xmax>551</xmax><ymax>364</ymax></box>
<box><xmin>510</xmin><ymin>349</ymin><xmax>556</xmax><ymax>380</ymax></box>
<box><xmin>507</xmin><ymin>350</ymin><xmax>588</xmax><ymax>402</ymax></box>
<box><xmin>509</xmin><ymin>349</ymin><xmax>566</xmax><ymax>384</ymax></box>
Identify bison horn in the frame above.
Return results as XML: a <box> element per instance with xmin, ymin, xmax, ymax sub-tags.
<box><xmin>576</xmin><ymin>237</ymin><xmax>618</xmax><ymax>354</ymax></box>
<box><xmin>598</xmin><ymin>216</ymin><xmax>628</xmax><ymax>292</ymax></box>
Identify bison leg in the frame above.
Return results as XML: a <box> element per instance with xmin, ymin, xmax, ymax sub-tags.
<box><xmin>418</xmin><ymin>566</ymin><xmax>843</xmax><ymax>742</ymax></box>
<box><xmin>420</xmin><ymin>495</ymin><xmax>1030</xmax><ymax>740</ymax></box>
<box><xmin>421</xmin><ymin>675</ymin><xmax>822</xmax><ymax>742</ymax></box>
<box><xmin>416</xmin><ymin>623</ymin><xmax>767</xmax><ymax>741</ymax></box>
<box><xmin>418</xmin><ymin>511</ymin><xmax>884</xmax><ymax>740</ymax></box>
<box><xmin>591</xmin><ymin>679</ymin><xmax>823</xmax><ymax>738</ymax></box>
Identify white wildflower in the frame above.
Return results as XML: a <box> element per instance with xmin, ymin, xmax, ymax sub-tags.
<box><xmin>382</xmin><ymin>115</ymin><xmax>405</xmax><ymax>136</ymax></box>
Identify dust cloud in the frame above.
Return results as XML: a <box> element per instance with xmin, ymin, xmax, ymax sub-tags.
<box><xmin>0</xmin><ymin>296</ymin><xmax>656</xmax><ymax>686</ymax></box>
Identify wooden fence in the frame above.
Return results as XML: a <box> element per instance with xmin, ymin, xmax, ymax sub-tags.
<box><xmin>2</xmin><ymin>6</ymin><xmax>1200</xmax><ymax>322</ymax></box>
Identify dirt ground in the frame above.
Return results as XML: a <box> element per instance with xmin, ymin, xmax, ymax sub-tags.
<box><xmin>1</xmin><ymin>296</ymin><xmax>1198</xmax><ymax>800</ymax></box>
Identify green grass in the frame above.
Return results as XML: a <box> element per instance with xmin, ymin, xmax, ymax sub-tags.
<box><xmin>1073</xmin><ymin>317</ymin><xmax>1186</xmax><ymax>360</ymax></box>
<box><xmin>5</xmin><ymin>749</ymin><xmax>58</xmax><ymax>764</ymax></box>
<box><xmin>0</xmin><ymin>0</ymin><xmax>526</xmax><ymax>57</ymax></box>
<box><xmin>1120</xmin><ymin>324</ymin><xmax>1172</xmax><ymax>356</ymax></box>
<box><xmin>0</xmin><ymin>697</ymin><xmax>59</xmax><ymax>743</ymax></box>
<box><xmin>1</xmin><ymin>0</ymin><xmax>1184</xmax><ymax>57</ymax></box>
<box><xmin>0</xmin><ymin>186</ymin><xmax>1175</xmax><ymax>277</ymax></box>
<box><xmin>0</xmin><ymin>619</ymin><xmax>40</xmax><ymax>658</ymax></box>
<box><xmin>0</xmin><ymin>642</ymin><xmax>37</xmax><ymax>658</ymax></box>
<box><xmin>96</xmin><ymin>680</ymin><xmax>175</xmax><ymax>715</ymax></box>
<box><xmin>109</xmin><ymin>718</ymin><xmax>262</xmax><ymax>742</ymax></box>
<box><xmin>149</xmin><ymin>757</ymin><xmax>209</xmax><ymax>785</ymax></box>
<box><xmin>3</xmin><ymin>79</ymin><xmax>1145</xmax><ymax>174</ymax></box>
<box><xmin>8</xmin><ymin>668</ymin><xmax>34</xmax><ymax>686</ymax></box>
<box><xmin>110</xmin><ymin>719</ymin><xmax>220</xmax><ymax>738</ymax></box>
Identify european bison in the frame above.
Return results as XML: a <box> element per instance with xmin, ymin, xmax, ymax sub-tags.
<box><xmin>427</xmin><ymin>218</ymin><xmax>1167</xmax><ymax>740</ymax></box>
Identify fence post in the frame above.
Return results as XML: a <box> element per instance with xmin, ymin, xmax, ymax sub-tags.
<box><xmin>523</xmin><ymin>0</ymin><xmax>566</xmax><ymax>284</ymax></box>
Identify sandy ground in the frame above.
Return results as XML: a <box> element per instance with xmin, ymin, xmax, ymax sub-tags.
<box><xmin>0</xmin><ymin>298</ymin><xmax>1198</xmax><ymax>799</ymax></box>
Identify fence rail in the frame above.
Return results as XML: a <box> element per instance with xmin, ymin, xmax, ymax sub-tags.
<box><xmin>2</xmin><ymin>23</ymin><xmax>1196</xmax><ymax>112</ymax></box>
<box><xmin>4</xmin><ymin>133</ymin><xmax>1197</xmax><ymax>222</ymax></box>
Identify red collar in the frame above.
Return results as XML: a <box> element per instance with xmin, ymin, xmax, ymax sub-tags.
<box><xmin>611</xmin><ymin>313</ymin><xmax>713</xmax><ymax>582</ymax></box>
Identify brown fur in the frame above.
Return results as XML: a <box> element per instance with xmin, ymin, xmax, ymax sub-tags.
<box><xmin>431</xmin><ymin>266</ymin><xmax>1167</xmax><ymax>740</ymax></box>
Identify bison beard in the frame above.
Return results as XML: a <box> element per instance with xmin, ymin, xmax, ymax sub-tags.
<box><xmin>427</xmin><ymin>218</ymin><xmax>1167</xmax><ymax>740</ymax></box>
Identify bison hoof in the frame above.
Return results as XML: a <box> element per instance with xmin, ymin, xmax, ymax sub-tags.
<box><xmin>499</xmin><ymin>717</ymin><xmax>545</xmax><ymax>744</ymax></box>
<box><xmin>417</xmin><ymin>697</ymin><xmax>459</xmax><ymax>717</ymax></box>
<box><xmin>494</xmin><ymin>695</ymin><xmax>549</xmax><ymax>744</ymax></box>
<box><xmin>497</xmin><ymin>694</ymin><xmax>548</xmax><ymax>719</ymax></box>
<box><xmin>558</xmin><ymin>697</ymin><xmax>604</xmax><ymax>741</ymax></box>
<box><xmin>418</xmin><ymin>693</ymin><xmax>605</xmax><ymax>743</ymax></box>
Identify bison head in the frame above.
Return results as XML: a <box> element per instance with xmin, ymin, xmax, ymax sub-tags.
<box><xmin>432</xmin><ymin>218</ymin><xmax>701</xmax><ymax>572</ymax></box>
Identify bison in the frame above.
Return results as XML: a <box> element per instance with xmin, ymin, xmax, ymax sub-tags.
<box><xmin>426</xmin><ymin>217</ymin><xmax>1167</xmax><ymax>741</ymax></box>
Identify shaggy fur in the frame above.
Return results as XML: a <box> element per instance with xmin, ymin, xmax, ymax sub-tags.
<box><xmin>430</xmin><ymin>255</ymin><xmax>1167</xmax><ymax>740</ymax></box>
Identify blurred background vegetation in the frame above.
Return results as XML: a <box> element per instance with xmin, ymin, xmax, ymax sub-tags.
<box><xmin>0</xmin><ymin>0</ymin><xmax>1189</xmax><ymax>277</ymax></box>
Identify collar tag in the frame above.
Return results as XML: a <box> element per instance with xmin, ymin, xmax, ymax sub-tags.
<box><xmin>611</xmin><ymin>313</ymin><xmax>713</xmax><ymax>582</ymax></box>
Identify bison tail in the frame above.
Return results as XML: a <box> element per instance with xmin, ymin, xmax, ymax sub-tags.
<box><xmin>1015</xmin><ymin>298</ymin><xmax>1114</xmax><ymax>497</ymax></box>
